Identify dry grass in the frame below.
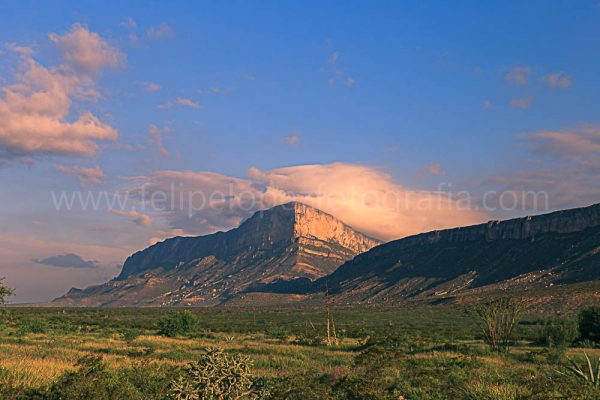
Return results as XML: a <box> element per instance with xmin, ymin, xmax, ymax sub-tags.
<box><xmin>0</xmin><ymin>331</ymin><xmax>357</xmax><ymax>387</ymax></box>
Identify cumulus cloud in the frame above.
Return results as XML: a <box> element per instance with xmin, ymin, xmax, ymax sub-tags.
<box><xmin>129</xmin><ymin>163</ymin><xmax>484</xmax><ymax>241</ymax></box>
<box><xmin>49</xmin><ymin>23</ymin><xmax>125</xmax><ymax>74</ymax></box>
<box><xmin>55</xmin><ymin>164</ymin><xmax>105</xmax><ymax>187</ymax></box>
<box><xmin>509</xmin><ymin>96</ymin><xmax>533</xmax><ymax>109</ymax></box>
<box><xmin>541</xmin><ymin>72</ymin><xmax>572</xmax><ymax>89</ymax></box>
<box><xmin>505</xmin><ymin>66</ymin><xmax>531</xmax><ymax>85</ymax></box>
<box><xmin>147</xmin><ymin>22</ymin><xmax>174</xmax><ymax>39</ymax></box>
<box><xmin>175</xmin><ymin>97</ymin><xmax>201</xmax><ymax>109</ymax></box>
<box><xmin>0</xmin><ymin>25</ymin><xmax>120</xmax><ymax>159</ymax></box>
<box><xmin>33</xmin><ymin>253</ymin><xmax>98</xmax><ymax>269</ymax></box>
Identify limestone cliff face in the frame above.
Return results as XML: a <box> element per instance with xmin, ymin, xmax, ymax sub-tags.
<box><xmin>117</xmin><ymin>202</ymin><xmax>380</xmax><ymax>280</ymax></box>
<box><xmin>385</xmin><ymin>202</ymin><xmax>600</xmax><ymax>249</ymax></box>
<box><xmin>56</xmin><ymin>202</ymin><xmax>381</xmax><ymax>306</ymax></box>
<box><xmin>317</xmin><ymin>202</ymin><xmax>600</xmax><ymax>303</ymax></box>
<box><xmin>292</xmin><ymin>202</ymin><xmax>379</xmax><ymax>254</ymax></box>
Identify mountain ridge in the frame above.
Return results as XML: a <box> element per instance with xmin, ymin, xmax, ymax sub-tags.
<box><xmin>54</xmin><ymin>202</ymin><xmax>381</xmax><ymax>306</ymax></box>
<box><xmin>308</xmin><ymin>202</ymin><xmax>600</xmax><ymax>303</ymax></box>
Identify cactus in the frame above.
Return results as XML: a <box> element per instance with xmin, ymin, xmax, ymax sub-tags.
<box><xmin>169</xmin><ymin>347</ymin><xmax>263</xmax><ymax>400</ymax></box>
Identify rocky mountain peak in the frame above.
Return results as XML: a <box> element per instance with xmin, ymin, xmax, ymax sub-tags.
<box><xmin>57</xmin><ymin>202</ymin><xmax>381</xmax><ymax>306</ymax></box>
<box><xmin>234</xmin><ymin>202</ymin><xmax>381</xmax><ymax>252</ymax></box>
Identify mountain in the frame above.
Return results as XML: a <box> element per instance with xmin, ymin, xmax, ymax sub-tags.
<box><xmin>53</xmin><ymin>202</ymin><xmax>381</xmax><ymax>306</ymax></box>
<box><xmin>305</xmin><ymin>202</ymin><xmax>600</xmax><ymax>305</ymax></box>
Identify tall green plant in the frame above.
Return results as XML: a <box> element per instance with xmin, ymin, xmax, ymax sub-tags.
<box><xmin>470</xmin><ymin>297</ymin><xmax>527</xmax><ymax>352</ymax></box>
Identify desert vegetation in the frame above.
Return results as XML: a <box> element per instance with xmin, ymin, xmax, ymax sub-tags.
<box><xmin>0</xmin><ymin>301</ymin><xmax>599</xmax><ymax>399</ymax></box>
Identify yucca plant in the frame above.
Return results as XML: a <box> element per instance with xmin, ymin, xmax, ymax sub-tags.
<box><xmin>559</xmin><ymin>352</ymin><xmax>600</xmax><ymax>386</ymax></box>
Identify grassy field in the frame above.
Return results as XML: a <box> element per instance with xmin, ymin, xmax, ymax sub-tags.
<box><xmin>0</xmin><ymin>305</ymin><xmax>599</xmax><ymax>399</ymax></box>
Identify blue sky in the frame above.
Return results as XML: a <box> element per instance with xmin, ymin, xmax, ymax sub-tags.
<box><xmin>1</xmin><ymin>1</ymin><xmax>599</xmax><ymax>302</ymax></box>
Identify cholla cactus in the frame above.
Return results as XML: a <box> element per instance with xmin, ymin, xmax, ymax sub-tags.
<box><xmin>560</xmin><ymin>352</ymin><xmax>600</xmax><ymax>386</ymax></box>
<box><xmin>169</xmin><ymin>347</ymin><xmax>260</xmax><ymax>400</ymax></box>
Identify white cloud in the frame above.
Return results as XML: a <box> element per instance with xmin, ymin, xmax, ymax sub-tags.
<box><xmin>0</xmin><ymin>58</ymin><xmax>118</xmax><ymax>157</ymax></box>
<box><xmin>129</xmin><ymin>163</ymin><xmax>484</xmax><ymax>241</ymax></box>
<box><xmin>0</xmin><ymin>24</ymin><xmax>120</xmax><ymax>159</ymax></box>
<box><xmin>55</xmin><ymin>164</ymin><xmax>105</xmax><ymax>187</ymax></box>
<box><xmin>49</xmin><ymin>23</ymin><xmax>125</xmax><ymax>74</ymax></box>
<box><xmin>175</xmin><ymin>97</ymin><xmax>201</xmax><ymax>109</ymax></box>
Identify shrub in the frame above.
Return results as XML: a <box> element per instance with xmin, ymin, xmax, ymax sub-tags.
<box><xmin>121</xmin><ymin>327</ymin><xmax>142</xmax><ymax>342</ymax></box>
<box><xmin>16</xmin><ymin>318</ymin><xmax>46</xmax><ymax>335</ymax></box>
<box><xmin>579</xmin><ymin>306</ymin><xmax>600</xmax><ymax>342</ymax></box>
<box><xmin>469</xmin><ymin>297</ymin><xmax>527</xmax><ymax>352</ymax></box>
<box><xmin>169</xmin><ymin>347</ymin><xmax>267</xmax><ymax>399</ymax></box>
<box><xmin>540</xmin><ymin>317</ymin><xmax>578</xmax><ymax>348</ymax></box>
<box><xmin>157</xmin><ymin>311</ymin><xmax>198</xmax><ymax>338</ymax></box>
<box><xmin>43</xmin><ymin>355</ymin><xmax>175</xmax><ymax>400</ymax></box>
<box><xmin>44</xmin><ymin>355</ymin><xmax>130</xmax><ymax>399</ymax></box>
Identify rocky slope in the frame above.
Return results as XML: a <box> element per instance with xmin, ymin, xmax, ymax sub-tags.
<box><xmin>306</xmin><ymin>202</ymin><xmax>600</xmax><ymax>303</ymax></box>
<box><xmin>54</xmin><ymin>202</ymin><xmax>381</xmax><ymax>306</ymax></box>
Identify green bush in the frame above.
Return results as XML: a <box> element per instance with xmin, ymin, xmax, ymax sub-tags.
<box><xmin>157</xmin><ymin>311</ymin><xmax>198</xmax><ymax>338</ymax></box>
<box><xmin>42</xmin><ymin>355</ymin><xmax>175</xmax><ymax>400</ymax></box>
<box><xmin>579</xmin><ymin>306</ymin><xmax>600</xmax><ymax>342</ymax></box>
<box><xmin>169</xmin><ymin>347</ymin><xmax>267</xmax><ymax>399</ymax></box>
<box><xmin>44</xmin><ymin>355</ymin><xmax>132</xmax><ymax>399</ymax></box>
<box><xmin>16</xmin><ymin>318</ymin><xmax>46</xmax><ymax>335</ymax></box>
<box><xmin>121</xmin><ymin>327</ymin><xmax>142</xmax><ymax>342</ymax></box>
<box><xmin>540</xmin><ymin>318</ymin><xmax>578</xmax><ymax>348</ymax></box>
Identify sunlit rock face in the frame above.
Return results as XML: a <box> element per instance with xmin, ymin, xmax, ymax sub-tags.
<box><xmin>54</xmin><ymin>202</ymin><xmax>381</xmax><ymax>306</ymax></box>
<box><xmin>315</xmin><ymin>202</ymin><xmax>600</xmax><ymax>304</ymax></box>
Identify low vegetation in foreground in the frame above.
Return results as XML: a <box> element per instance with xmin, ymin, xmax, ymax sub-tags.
<box><xmin>1</xmin><ymin>303</ymin><xmax>600</xmax><ymax>399</ymax></box>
